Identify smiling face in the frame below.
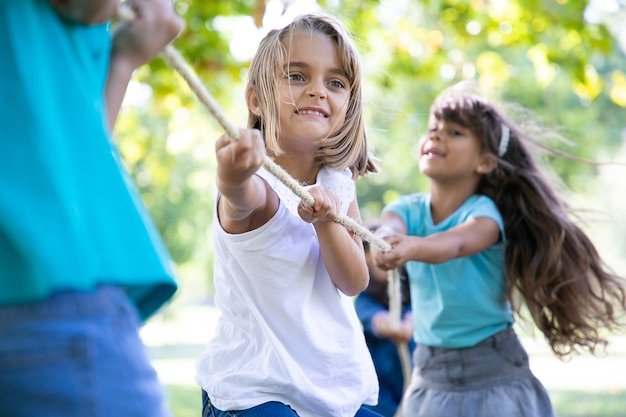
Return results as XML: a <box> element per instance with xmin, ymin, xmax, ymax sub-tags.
<box><xmin>418</xmin><ymin>115</ymin><xmax>493</xmax><ymax>183</ymax></box>
<box><xmin>273</xmin><ymin>32</ymin><xmax>351</xmax><ymax>155</ymax></box>
<box><xmin>245</xmin><ymin>14</ymin><xmax>372</xmax><ymax>175</ymax></box>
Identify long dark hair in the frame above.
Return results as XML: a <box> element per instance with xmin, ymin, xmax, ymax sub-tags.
<box><xmin>430</xmin><ymin>85</ymin><xmax>625</xmax><ymax>358</ymax></box>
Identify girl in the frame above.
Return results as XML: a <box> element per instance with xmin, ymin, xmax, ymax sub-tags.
<box><xmin>373</xmin><ymin>83</ymin><xmax>626</xmax><ymax>417</ymax></box>
<box><xmin>195</xmin><ymin>14</ymin><xmax>381</xmax><ymax>417</ymax></box>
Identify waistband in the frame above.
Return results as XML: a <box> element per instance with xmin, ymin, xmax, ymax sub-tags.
<box><xmin>0</xmin><ymin>286</ymin><xmax>131</xmax><ymax>323</ymax></box>
<box><xmin>426</xmin><ymin>326</ymin><xmax>517</xmax><ymax>355</ymax></box>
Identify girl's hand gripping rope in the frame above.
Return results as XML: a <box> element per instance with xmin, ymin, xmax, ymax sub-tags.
<box><xmin>297</xmin><ymin>187</ymin><xmax>342</xmax><ymax>225</ymax></box>
<box><xmin>111</xmin><ymin>0</ymin><xmax>184</xmax><ymax>71</ymax></box>
<box><xmin>216</xmin><ymin>129</ymin><xmax>266</xmax><ymax>190</ymax></box>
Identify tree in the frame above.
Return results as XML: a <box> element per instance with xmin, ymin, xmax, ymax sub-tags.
<box><xmin>116</xmin><ymin>0</ymin><xmax>626</xmax><ymax>299</ymax></box>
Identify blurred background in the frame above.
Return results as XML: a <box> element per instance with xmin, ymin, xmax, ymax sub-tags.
<box><xmin>114</xmin><ymin>0</ymin><xmax>626</xmax><ymax>415</ymax></box>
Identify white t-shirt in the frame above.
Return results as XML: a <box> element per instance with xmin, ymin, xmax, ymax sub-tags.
<box><xmin>195</xmin><ymin>165</ymin><xmax>378</xmax><ymax>417</ymax></box>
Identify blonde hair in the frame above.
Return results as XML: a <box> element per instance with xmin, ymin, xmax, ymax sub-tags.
<box><xmin>245</xmin><ymin>13</ymin><xmax>377</xmax><ymax>177</ymax></box>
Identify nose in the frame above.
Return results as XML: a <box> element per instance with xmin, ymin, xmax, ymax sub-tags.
<box><xmin>306</xmin><ymin>78</ymin><xmax>327</xmax><ymax>99</ymax></box>
<box><xmin>428</xmin><ymin>126</ymin><xmax>442</xmax><ymax>140</ymax></box>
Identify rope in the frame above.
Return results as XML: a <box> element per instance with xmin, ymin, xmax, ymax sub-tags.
<box><xmin>387</xmin><ymin>268</ymin><xmax>412</xmax><ymax>417</ymax></box>
<box><xmin>117</xmin><ymin>4</ymin><xmax>391</xmax><ymax>253</ymax></box>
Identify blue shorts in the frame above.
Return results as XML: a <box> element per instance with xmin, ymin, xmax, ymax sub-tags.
<box><xmin>202</xmin><ymin>390</ymin><xmax>383</xmax><ymax>417</ymax></box>
<box><xmin>0</xmin><ymin>286</ymin><xmax>171</xmax><ymax>417</ymax></box>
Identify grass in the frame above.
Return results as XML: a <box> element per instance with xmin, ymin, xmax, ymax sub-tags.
<box><xmin>550</xmin><ymin>389</ymin><xmax>626</xmax><ymax>417</ymax></box>
<box><xmin>164</xmin><ymin>384</ymin><xmax>626</xmax><ymax>417</ymax></box>
<box><xmin>166</xmin><ymin>384</ymin><xmax>201</xmax><ymax>417</ymax></box>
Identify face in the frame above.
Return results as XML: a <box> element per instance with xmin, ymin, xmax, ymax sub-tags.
<box><xmin>418</xmin><ymin>116</ymin><xmax>488</xmax><ymax>181</ymax></box>
<box><xmin>275</xmin><ymin>32</ymin><xmax>351</xmax><ymax>154</ymax></box>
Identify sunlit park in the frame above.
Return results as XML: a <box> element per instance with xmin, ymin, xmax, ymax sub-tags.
<box><xmin>109</xmin><ymin>0</ymin><xmax>626</xmax><ymax>416</ymax></box>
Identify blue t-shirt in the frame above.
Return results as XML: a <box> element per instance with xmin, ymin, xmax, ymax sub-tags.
<box><xmin>384</xmin><ymin>193</ymin><xmax>513</xmax><ymax>348</ymax></box>
<box><xmin>0</xmin><ymin>0</ymin><xmax>177</xmax><ymax>319</ymax></box>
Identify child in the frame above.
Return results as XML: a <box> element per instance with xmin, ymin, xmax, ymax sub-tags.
<box><xmin>372</xmin><ymin>83</ymin><xmax>626</xmax><ymax>417</ymax></box>
<box><xmin>0</xmin><ymin>1</ymin><xmax>182</xmax><ymax>416</ymax></box>
<box><xmin>194</xmin><ymin>13</ymin><xmax>382</xmax><ymax>417</ymax></box>
<box><xmin>355</xmin><ymin>221</ymin><xmax>416</xmax><ymax>417</ymax></box>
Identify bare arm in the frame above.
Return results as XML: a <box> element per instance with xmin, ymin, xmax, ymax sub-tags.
<box><xmin>104</xmin><ymin>0</ymin><xmax>183</xmax><ymax>130</ymax></box>
<box><xmin>299</xmin><ymin>188</ymin><xmax>369</xmax><ymax>296</ymax></box>
<box><xmin>50</xmin><ymin>0</ymin><xmax>119</xmax><ymax>25</ymax></box>
<box><xmin>371</xmin><ymin>310</ymin><xmax>414</xmax><ymax>344</ymax></box>
<box><xmin>215</xmin><ymin>129</ymin><xmax>277</xmax><ymax>234</ymax></box>
<box><xmin>374</xmin><ymin>211</ymin><xmax>500</xmax><ymax>270</ymax></box>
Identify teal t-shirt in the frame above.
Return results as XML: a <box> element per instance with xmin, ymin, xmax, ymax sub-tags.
<box><xmin>0</xmin><ymin>0</ymin><xmax>177</xmax><ymax>320</ymax></box>
<box><xmin>384</xmin><ymin>193</ymin><xmax>513</xmax><ymax>348</ymax></box>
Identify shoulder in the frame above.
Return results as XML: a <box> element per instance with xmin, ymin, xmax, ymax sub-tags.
<box><xmin>318</xmin><ymin>166</ymin><xmax>354</xmax><ymax>185</ymax></box>
<box><xmin>464</xmin><ymin>195</ymin><xmax>500</xmax><ymax>216</ymax></box>
<box><xmin>384</xmin><ymin>192</ymin><xmax>429</xmax><ymax>212</ymax></box>
<box><xmin>317</xmin><ymin>166</ymin><xmax>355</xmax><ymax>215</ymax></box>
<box><xmin>462</xmin><ymin>195</ymin><xmax>504</xmax><ymax>231</ymax></box>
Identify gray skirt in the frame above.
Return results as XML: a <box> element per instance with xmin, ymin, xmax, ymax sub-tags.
<box><xmin>401</xmin><ymin>327</ymin><xmax>556</xmax><ymax>417</ymax></box>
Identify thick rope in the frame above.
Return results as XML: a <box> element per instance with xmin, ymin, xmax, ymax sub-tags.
<box><xmin>387</xmin><ymin>268</ymin><xmax>412</xmax><ymax>417</ymax></box>
<box><xmin>118</xmin><ymin>4</ymin><xmax>391</xmax><ymax>253</ymax></box>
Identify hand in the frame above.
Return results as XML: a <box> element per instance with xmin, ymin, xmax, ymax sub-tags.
<box><xmin>372</xmin><ymin>311</ymin><xmax>414</xmax><ymax>344</ymax></box>
<box><xmin>50</xmin><ymin>0</ymin><xmax>119</xmax><ymax>25</ymax></box>
<box><xmin>297</xmin><ymin>186</ymin><xmax>341</xmax><ymax>224</ymax></box>
<box><xmin>215</xmin><ymin>129</ymin><xmax>266</xmax><ymax>189</ymax></box>
<box><xmin>111</xmin><ymin>0</ymin><xmax>184</xmax><ymax>71</ymax></box>
<box><xmin>373</xmin><ymin>234</ymin><xmax>415</xmax><ymax>271</ymax></box>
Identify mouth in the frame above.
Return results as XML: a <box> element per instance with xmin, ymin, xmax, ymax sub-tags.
<box><xmin>296</xmin><ymin>108</ymin><xmax>329</xmax><ymax>118</ymax></box>
<box><xmin>423</xmin><ymin>148</ymin><xmax>444</xmax><ymax>158</ymax></box>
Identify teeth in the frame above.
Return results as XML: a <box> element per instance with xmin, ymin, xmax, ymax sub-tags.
<box><xmin>299</xmin><ymin>110</ymin><xmax>325</xmax><ymax>117</ymax></box>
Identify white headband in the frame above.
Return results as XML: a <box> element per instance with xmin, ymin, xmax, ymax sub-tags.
<box><xmin>498</xmin><ymin>124</ymin><xmax>510</xmax><ymax>157</ymax></box>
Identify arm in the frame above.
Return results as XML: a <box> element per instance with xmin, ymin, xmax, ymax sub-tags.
<box><xmin>105</xmin><ymin>0</ymin><xmax>183</xmax><ymax>130</ymax></box>
<box><xmin>215</xmin><ymin>129</ymin><xmax>277</xmax><ymax>234</ymax></box>
<box><xmin>371</xmin><ymin>311</ymin><xmax>414</xmax><ymax>344</ymax></box>
<box><xmin>375</xmin><ymin>211</ymin><xmax>500</xmax><ymax>270</ymax></box>
<box><xmin>356</xmin><ymin>286</ymin><xmax>414</xmax><ymax>344</ymax></box>
<box><xmin>50</xmin><ymin>0</ymin><xmax>119</xmax><ymax>25</ymax></box>
<box><xmin>298</xmin><ymin>188</ymin><xmax>369</xmax><ymax>296</ymax></box>
<box><xmin>355</xmin><ymin>292</ymin><xmax>388</xmax><ymax>332</ymax></box>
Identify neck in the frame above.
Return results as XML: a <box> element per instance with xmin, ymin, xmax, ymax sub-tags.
<box><xmin>273</xmin><ymin>153</ymin><xmax>321</xmax><ymax>185</ymax></box>
<box><xmin>428</xmin><ymin>178</ymin><xmax>479</xmax><ymax>224</ymax></box>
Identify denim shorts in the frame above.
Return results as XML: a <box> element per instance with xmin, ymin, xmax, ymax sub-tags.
<box><xmin>201</xmin><ymin>390</ymin><xmax>384</xmax><ymax>417</ymax></box>
<box><xmin>0</xmin><ymin>286</ymin><xmax>172</xmax><ymax>417</ymax></box>
<box><xmin>401</xmin><ymin>327</ymin><xmax>555</xmax><ymax>417</ymax></box>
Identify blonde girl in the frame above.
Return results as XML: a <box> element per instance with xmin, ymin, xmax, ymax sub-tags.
<box><xmin>195</xmin><ymin>14</ymin><xmax>382</xmax><ymax>417</ymax></box>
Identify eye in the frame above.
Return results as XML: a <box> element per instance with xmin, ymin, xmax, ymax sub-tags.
<box><xmin>328</xmin><ymin>79</ymin><xmax>346</xmax><ymax>89</ymax></box>
<box><xmin>446</xmin><ymin>122</ymin><xmax>466</xmax><ymax>137</ymax></box>
<box><xmin>287</xmin><ymin>73</ymin><xmax>305</xmax><ymax>82</ymax></box>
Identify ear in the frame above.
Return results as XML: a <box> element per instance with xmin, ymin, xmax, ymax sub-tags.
<box><xmin>246</xmin><ymin>86</ymin><xmax>261</xmax><ymax>116</ymax></box>
<box><xmin>476</xmin><ymin>153</ymin><xmax>497</xmax><ymax>175</ymax></box>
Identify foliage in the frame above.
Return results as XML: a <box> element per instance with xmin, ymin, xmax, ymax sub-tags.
<box><xmin>116</xmin><ymin>0</ymin><xmax>626</xmax><ymax>298</ymax></box>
